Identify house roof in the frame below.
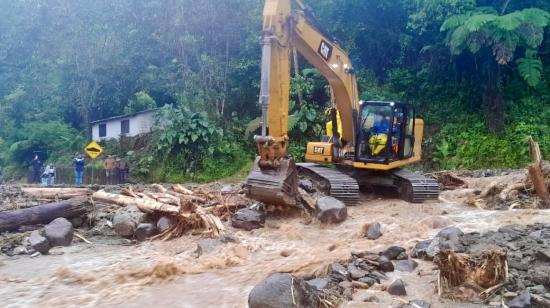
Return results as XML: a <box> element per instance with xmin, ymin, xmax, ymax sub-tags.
<box><xmin>90</xmin><ymin>109</ymin><xmax>157</xmax><ymax>125</ymax></box>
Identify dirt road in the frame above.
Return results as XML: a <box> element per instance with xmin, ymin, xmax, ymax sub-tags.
<box><xmin>1</xmin><ymin>181</ymin><xmax>549</xmax><ymax>308</ymax></box>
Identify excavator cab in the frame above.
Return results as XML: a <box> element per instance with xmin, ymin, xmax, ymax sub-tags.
<box><xmin>357</xmin><ymin>101</ymin><xmax>415</xmax><ymax>164</ymax></box>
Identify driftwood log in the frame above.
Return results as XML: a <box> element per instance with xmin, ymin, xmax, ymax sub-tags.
<box><xmin>21</xmin><ymin>187</ymin><xmax>92</xmax><ymax>200</ymax></box>
<box><xmin>92</xmin><ymin>190</ymin><xmax>180</xmax><ymax>214</ymax></box>
<box><xmin>0</xmin><ymin>197</ymin><xmax>89</xmax><ymax>232</ymax></box>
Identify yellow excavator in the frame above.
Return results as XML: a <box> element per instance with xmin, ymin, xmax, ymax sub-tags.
<box><xmin>246</xmin><ymin>0</ymin><xmax>439</xmax><ymax>206</ymax></box>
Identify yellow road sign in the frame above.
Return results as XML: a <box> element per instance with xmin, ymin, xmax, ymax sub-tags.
<box><xmin>85</xmin><ymin>141</ymin><xmax>104</xmax><ymax>159</ymax></box>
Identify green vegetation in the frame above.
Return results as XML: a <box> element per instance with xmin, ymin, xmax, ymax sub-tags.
<box><xmin>0</xmin><ymin>0</ymin><xmax>549</xmax><ymax>182</ymax></box>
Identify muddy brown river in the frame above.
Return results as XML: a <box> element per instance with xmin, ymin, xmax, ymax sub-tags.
<box><xmin>1</xmin><ymin>180</ymin><xmax>549</xmax><ymax>308</ymax></box>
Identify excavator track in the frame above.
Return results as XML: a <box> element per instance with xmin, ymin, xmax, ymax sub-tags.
<box><xmin>297</xmin><ymin>163</ymin><xmax>360</xmax><ymax>206</ymax></box>
<box><xmin>392</xmin><ymin>169</ymin><xmax>440</xmax><ymax>203</ymax></box>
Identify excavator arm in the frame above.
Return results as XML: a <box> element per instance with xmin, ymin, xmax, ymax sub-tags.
<box><xmin>247</xmin><ymin>0</ymin><xmax>360</xmax><ymax>206</ymax></box>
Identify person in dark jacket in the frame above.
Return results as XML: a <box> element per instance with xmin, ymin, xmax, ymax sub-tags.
<box><xmin>31</xmin><ymin>155</ymin><xmax>43</xmax><ymax>184</ymax></box>
<box><xmin>74</xmin><ymin>155</ymin><xmax>85</xmax><ymax>185</ymax></box>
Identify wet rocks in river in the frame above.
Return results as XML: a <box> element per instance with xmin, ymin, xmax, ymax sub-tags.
<box><xmin>231</xmin><ymin>208</ymin><xmax>265</xmax><ymax>231</ymax></box>
<box><xmin>536</xmin><ymin>249</ymin><xmax>550</xmax><ymax>262</ymax></box>
<box><xmin>380</xmin><ymin>246</ymin><xmax>406</xmax><ymax>260</ymax></box>
<box><xmin>113</xmin><ymin>206</ymin><xmax>146</xmax><ymax>237</ymax></box>
<box><xmin>363</xmin><ymin>222</ymin><xmax>383</xmax><ymax>240</ymax></box>
<box><xmin>387</xmin><ymin>279</ymin><xmax>407</xmax><ymax>296</ymax></box>
<box><xmin>329</xmin><ymin>263</ymin><xmax>350</xmax><ymax>281</ymax></box>
<box><xmin>248</xmin><ymin>273</ymin><xmax>320</xmax><ymax>308</ymax></box>
<box><xmin>395</xmin><ymin>259</ymin><xmax>419</xmax><ymax>272</ymax></box>
<box><xmin>306</xmin><ymin>278</ymin><xmax>330</xmax><ymax>290</ymax></box>
<box><xmin>411</xmin><ymin>239</ymin><xmax>432</xmax><ymax>260</ymax></box>
<box><xmin>28</xmin><ymin>230</ymin><xmax>50</xmax><ymax>254</ymax></box>
<box><xmin>195</xmin><ymin>238</ymin><xmax>224</xmax><ymax>256</ymax></box>
<box><xmin>299</xmin><ymin>179</ymin><xmax>315</xmax><ymax>193</ymax></box>
<box><xmin>134</xmin><ymin>223</ymin><xmax>157</xmax><ymax>241</ymax></box>
<box><xmin>376</xmin><ymin>256</ymin><xmax>394</xmax><ymax>272</ymax></box>
<box><xmin>508</xmin><ymin>290</ymin><xmax>531</xmax><ymax>308</ymax></box>
<box><xmin>436</xmin><ymin>226</ymin><xmax>464</xmax><ymax>241</ymax></box>
<box><xmin>157</xmin><ymin>216</ymin><xmax>175</xmax><ymax>233</ymax></box>
<box><xmin>406</xmin><ymin>300</ymin><xmax>431</xmax><ymax>308</ymax></box>
<box><xmin>44</xmin><ymin>218</ymin><xmax>73</xmax><ymax>247</ymax></box>
<box><xmin>316</xmin><ymin>196</ymin><xmax>347</xmax><ymax>224</ymax></box>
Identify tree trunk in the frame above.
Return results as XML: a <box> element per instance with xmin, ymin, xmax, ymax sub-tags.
<box><xmin>21</xmin><ymin>187</ymin><xmax>92</xmax><ymax>200</ymax></box>
<box><xmin>92</xmin><ymin>190</ymin><xmax>180</xmax><ymax>214</ymax></box>
<box><xmin>483</xmin><ymin>59</ymin><xmax>505</xmax><ymax>134</ymax></box>
<box><xmin>0</xmin><ymin>198</ymin><xmax>90</xmax><ymax>233</ymax></box>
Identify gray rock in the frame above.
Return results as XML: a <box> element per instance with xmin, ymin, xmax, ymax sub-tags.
<box><xmin>366</xmin><ymin>223</ymin><xmax>383</xmax><ymax>240</ymax></box>
<box><xmin>395</xmin><ymin>259</ymin><xmax>419</xmax><ymax>272</ymax></box>
<box><xmin>406</xmin><ymin>300</ymin><xmax>430</xmax><ymax>308</ymax></box>
<box><xmin>196</xmin><ymin>238</ymin><xmax>223</xmax><ymax>255</ymax></box>
<box><xmin>157</xmin><ymin>216</ymin><xmax>175</xmax><ymax>233</ymax></box>
<box><xmin>306</xmin><ymin>278</ymin><xmax>329</xmax><ymax>290</ymax></box>
<box><xmin>248</xmin><ymin>273</ymin><xmax>320</xmax><ymax>308</ymax></box>
<box><xmin>369</xmin><ymin>271</ymin><xmax>388</xmax><ymax>281</ymax></box>
<box><xmin>381</xmin><ymin>246</ymin><xmax>405</xmax><ymax>260</ymax></box>
<box><xmin>396</xmin><ymin>251</ymin><xmax>408</xmax><ymax>260</ymax></box>
<box><xmin>299</xmin><ymin>179</ymin><xmax>315</xmax><ymax>193</ymax></box>
<box><xmin>231</xmin><ymin>208</ymin><xmax>265</xmax><ymax>231</ymax></box>
<box><xmin>387</xmin><ymin>279</ymin><xmax>407</xmax><ymax>296</ymax></box>
<box><xmin>44</xmin><ymin>218</ymin><xmax>73</xmax><ymax>246</ymax></box>
<box><xmin>527</xmin><ymin>285</ymin><xmax>546</xmax><ymax>295</ymax></box>
<box><xmin>536</xmin><ymin>249</ymin><xmax>550</xmax><ymax>262</ymax></box>
<box><xmin>530</xmin><ymin>266</ymin><xmax>550</xmax><ymax>285</ymax></box>
<box><xmin>411</xmin><ymin>240</ymin><xmax>432</xmax><ymax>259</ymax></box>
<box><xmin>113</xmin><ymin>206</ymin><xmax>146</xmax><ymax>237</ymax></box>
<box><xmin>508</xmin><ymin>290</ymin><xmax>531</xmax><ymax>308</ymax></box>
<box><xmin>29</xmin><ymin>230</ymin><xmax>50</xmax><ymax>254</ymax></box>
<box><xmin>436</xmin><ymin>226</ymin><xmax>464</xmax><ymax>240</ymax></box>
<box><xmin>134</xmin><ymin>223</ymin><xmax>157</xmax><ymax>241</ymax></box>
<box><xmin>358</xmin><ymin>276</ymin><xmax>377</xmax><ymax>286</ymax></box>
<box><xmin>349</xmin><ymin>266</ymin><xmax>368</xmax><ymax>280</ymax></box>
<box><xmin>329</xmin><ymin>263</ymin><xmax>350</xmax><ymax>281</ymax></box>
<box><xmin>13</xmin><ymin>246</ymin><xmax>27</xmax><ymax>255</ymax></box>
<box><xmin>377</xmin><ymin>256</ymin><xmax>394</xmax><ymax>272</ymax></box>
<box><xmin>316</xmin><ymin>196</ymin><xmax>347</xmax><ymax>224</ymax></box>
<box><xmin>69</xmin><ymin>217</ymin><xmax>83</xmax><ymax>228</ymax></box>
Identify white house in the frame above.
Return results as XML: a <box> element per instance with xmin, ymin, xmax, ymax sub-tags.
<box><xmin>91</xmin><ymin>109</ymin><xmax>156</xmax><ymax>141</ymax></box>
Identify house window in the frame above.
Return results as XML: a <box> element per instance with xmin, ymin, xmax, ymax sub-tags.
<box><xmin>99</xmin><ymin>124</ymin><xmax>107</xmax><ymax>138</ymax></box>
<box><xmin>121</xmin><ymin>119</ymin><xmax>130</xmax><ymax>135</ymax></box>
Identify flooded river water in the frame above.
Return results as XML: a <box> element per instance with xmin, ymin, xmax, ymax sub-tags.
<box><xmin>1</xmin><ymin>183</ymin><xmax>549</xmax><ymax>308</ymax></box>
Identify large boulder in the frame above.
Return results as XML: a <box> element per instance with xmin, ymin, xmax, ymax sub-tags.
<box><xmin>29</xmin><ymin>230</ymin><xmax>50</xmax><ymax>254</ymax></box>
<box><xmin>316</xmin><ymin>196</ymin><xmax>347</xmax><ymax>224</ymax></box>
<box><xmin>113</xmin><ymin>206</ymin><xmax>146</xmax><ymax>237</ymax></box>
<box><xmin>231</xmin><ymin>208</ymin><xmax>265</xmax><ymax>231</ymax></box>
<box><xmin>306</xmin><ymin>278</ymin><xmax>330</xmax><ymax>290</ymax></box>
<box><xmin>436</xmin><ymin>226</ymin><xmax>464</xmax><ymax>241</ymax></box>
<box><xmin>44</xmin><ymin>218</ymin><xmax>73</xmax><ymax>247</ymax></box>
<box><xmin>248</xmin><ymin>273</ymin><xmax>320</xmax><ymax>308</ymax></box>
<box><xmin>395</xmin><ymin>259</ymin><xmax>419</xmax><ymax>272</ymax></box>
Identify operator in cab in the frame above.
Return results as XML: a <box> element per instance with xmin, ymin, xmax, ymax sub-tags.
<box><xmin>369</xmin><ymin>112</ymin><xmax>391</xmax><ymax>156</ymax></box>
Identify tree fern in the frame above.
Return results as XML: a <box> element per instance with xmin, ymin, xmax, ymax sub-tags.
<box><xmin>464</xmin><ymin>14</ymin><xmax>497</xmax><ymax>32</ymax></box>
<box><xmin>516</xmin><ymin>57</ymin><xmax>543</xmax><ymax>87</ymax></box>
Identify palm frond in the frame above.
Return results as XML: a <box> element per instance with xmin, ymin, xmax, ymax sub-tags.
<box><xmin>465</xmin><ymin>14</ymin><xmax>498</xmax><ymax>32</ymax></box>
<box><xmin>516</xmin><ymin>57</ymin><xmax>543</xmax><ymax>87</ymax></box>
<box><xmin>441</xmin><ymin>14</ymin><xmax>468</xmax><ymax>31</ymax></box>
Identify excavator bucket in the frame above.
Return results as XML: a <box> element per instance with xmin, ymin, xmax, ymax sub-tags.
<box><xmin>245</xmin><ymin>157</ymin><xmax>298</xmax><ymax>206</ymax></box>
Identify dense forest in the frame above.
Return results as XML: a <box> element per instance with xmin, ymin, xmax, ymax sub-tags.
<box><xmin>0</xmin><ymin>0</ymin><xmax>549</xmax><ymax>182</ymax></box>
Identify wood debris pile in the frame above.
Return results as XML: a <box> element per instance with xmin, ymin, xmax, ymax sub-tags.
<box><xmin>92</xmin><ymin>184</ymin><xmax>249</xmax><ymax>240</ymax></box>
<box><xmin>434</xmin><ymin>249</ymin><xmax>508</xmax><ymax>302</ymax></box>
<box><xmin>465</xmin><ymin>137</ymin><xmax>550</xmax><ymax>209</ymax></box>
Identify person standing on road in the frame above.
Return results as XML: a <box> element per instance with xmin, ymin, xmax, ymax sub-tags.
<box><xmin>74</xmin><ymin>155</ymin><xmax>85</xmax><ymax>185</ymax></box>
<box><xmin>118</xmin><ymin>157</ymin><xmax>129</xmax><ymax>184</ymax></box>
<box><xmin>103</xmin><ymin>155</ymin><xmax>116</xmax><ymax>185</ymax></box>
<box><xmin>30</xmin><ymin>155</ymin><xmax>43</xmax><ymax>184</ymax></box>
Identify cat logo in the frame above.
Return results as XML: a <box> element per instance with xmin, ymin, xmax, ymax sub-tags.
<box><xmin>317</xmin><ymin>40</ymin><xmax>333</xmax><ymax>61</ymax></box>
<box><xmin>313</xmin><ymin>146</ymin><xmax>325</xmax><ymax>154</ymax></box>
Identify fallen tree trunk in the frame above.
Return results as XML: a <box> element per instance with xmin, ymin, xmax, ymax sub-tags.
<box><xmin>21</xmin><ymin>187</ymin><xmax>92</xmax><ymax>200</ymax></box>
<box><xmin>0</xmin><ymin>197</ymin><xmax>89</xmax><ymax>232</ymax></box>
<box><xmin>92</xmin><ymin>190</ymin><xmax>180</xmax><ymax>214</ymax></box>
